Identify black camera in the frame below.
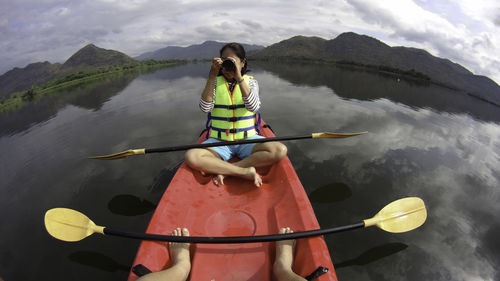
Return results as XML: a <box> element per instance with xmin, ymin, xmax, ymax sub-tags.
<box><xmin>221</xmin><ymin>58</ymin><xmax>236</xmax><ymax>72</ymax></box>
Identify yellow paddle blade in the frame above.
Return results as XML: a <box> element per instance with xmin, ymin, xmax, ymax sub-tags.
<box><xmin>44</xmin><ymin>208</ymin><xmax>105</xmax><ymax>242</ymax></box>
<box><xmin>363</xmin><ymin>197</ymin><xmax>427</xmax><ymax>233</ymax></box>
<box><xmin>312</xmin><ymin>131</ymin><xmax>368</xmax><ymax>138</ymax></box>
<box><xmin>89</xmin><ymin>148</ymin><xmax>146</xmax><ymax>160</ymax></box>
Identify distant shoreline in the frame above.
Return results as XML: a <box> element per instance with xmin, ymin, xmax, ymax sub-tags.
<box><xmin>0</xmin><ymin>60</ymin><xmax>184</xmax><ymax>114</ymax></box>
<box><xmin>249</xmin><ymin>57</ymin><xmax>500</xmax><ymax>107</ymax></box>
<box><xmin>251</xmin><ymin>57</ymin><xmax>435</xmax><ymax>83</ymax></box>
<box><xmin>2</xmin><ymin>58</ymin><xmax>498</xmax><ymax>115</ymax></box>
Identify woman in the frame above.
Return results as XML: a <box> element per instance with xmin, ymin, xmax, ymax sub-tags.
<box><xmin>184</xmin><ymin>43</ymin><xmax>287</xmax><ymax>187</ymax></box>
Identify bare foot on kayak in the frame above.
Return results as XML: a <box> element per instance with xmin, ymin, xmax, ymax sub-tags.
<box><xmin>168</xmin><ymin>228</ymin><xmax>191</xmax><ymax>279</ymax></box>
<box><xmin>170</xmin><ymin>228</ymin><xmax>191</xmax><ymax>266</ymax></box>
<box><xmin>213</xmin><ymin>174</ymin><xmax>225</xmax><ymax>186</ymax></box>
<box><xmin>213</xmin><ymin>167</ymin><xmax>262</xmax><ymax>187</ymax></box>
<box><xmin>136</xmin><ymin>228</ymin><xmax>191</xmax><ymax>281</ymax></box>
<box><xmin>275</xmin><ymin>227</ymin><xmax>295</xmax><ymax>270</ymax></box>
<box><xmin>273</xmin><ymin>227</ymin><xmax>306</xmax><ymax>281</ymax></box>
<box><xmin>243</xmin><ymin>167</ymin><xmax>262</xmax><ymax>187</ymax></box>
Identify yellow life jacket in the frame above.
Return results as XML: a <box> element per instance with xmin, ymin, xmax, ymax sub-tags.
<box><xmin>206</xmin><ymin>74</ymin><xmax>261</xmax><ymax>141</ymax></box>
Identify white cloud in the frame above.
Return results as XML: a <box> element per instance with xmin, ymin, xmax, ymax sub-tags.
<box><xmin>344</xmin><ymin>0</ymin><xmax>500</xmax><ymax>83</ymax></box>
<box><xmin>0</xmin><ymin>0</ymin><xmax>499</xmax><ymax>85</ymax></box>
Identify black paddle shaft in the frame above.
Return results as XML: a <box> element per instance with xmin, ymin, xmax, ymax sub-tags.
<box><xmin>103</xmin><ymin>222</ymin><xmax>365</xmax><ymax>243</ymax></box>
<box><xmin>145</xmin><ymin>134</ymin><xmax>312</xmax><ymax>154</ymax></box>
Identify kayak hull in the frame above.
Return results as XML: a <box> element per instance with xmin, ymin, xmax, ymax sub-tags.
<box><xmin>127</xmin><ymin>123</ymin><xmax>337</xmax><ymax>281</ymax></box>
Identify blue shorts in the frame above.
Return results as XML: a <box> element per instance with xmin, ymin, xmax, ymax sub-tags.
<box><xmin>202</xmin><ymin>135</ymin><xmax>265</xmax><ymax>161</ymax></box>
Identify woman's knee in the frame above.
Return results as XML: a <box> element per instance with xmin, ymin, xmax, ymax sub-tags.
<box><xmin>185</xmin><ymin>149</ymin><xmax>200</xmax><ymax>167</ymax></box>
<box><xmin>273</xmin><ymin>143</ymin><xmax>287</xmax><ymax>160</ymax></box>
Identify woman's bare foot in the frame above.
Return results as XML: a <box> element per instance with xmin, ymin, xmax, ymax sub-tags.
<box><xmin>274</xmin><ymin>227</ymin><xmax>295</xmax><ymax>271</ymax></box>
<box><xmin>213</xmin><ymin>174</ymin><xmax>225</xmax><ymax>186</ymax></box>
<box><xmin>273</xmin><ymin>227</ymin><xmax>305</xmax><ymax>281</ymax></box>
<box><xmin>136</xmin><ymin>228</ymin><xmax>191</xmax><ymax>281</ymax></box>
<box><xmin>243</xmin><ymin>167</ymin><xmax>262</xmax><ymax>187</ymax></box>
<box><xmin>213</xmin><ymin>167</ymin><xmax>262</xmax><ymax>187</ymax></box>
<box><xmin>169</xmin><ymin>228</ymin><xmax>191</xmax><ymax>277</ymax></box>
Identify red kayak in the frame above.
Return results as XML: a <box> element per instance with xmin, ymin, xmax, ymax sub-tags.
<box><xmin>127</xmin><ymin>122</ymin><xmax>338</xmax><ymax>281</ymax></box>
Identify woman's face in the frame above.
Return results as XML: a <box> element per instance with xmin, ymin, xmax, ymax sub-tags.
<box><xmin>220</xmin><ymin>48</ymin><xmax>244</xmax><ymax>80</ymax></box>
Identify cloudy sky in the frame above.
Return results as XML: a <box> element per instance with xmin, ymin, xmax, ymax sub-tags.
<box><xmin>1</xmin><ymin>0</ymin><xmax>500</xmax><ymax>84</ymax></box>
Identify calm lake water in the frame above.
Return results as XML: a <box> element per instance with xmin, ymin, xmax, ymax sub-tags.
<box><xmin>1</xmin><ymin>62</ymin><xmax>499</xmax><ymax>281</ymax></box>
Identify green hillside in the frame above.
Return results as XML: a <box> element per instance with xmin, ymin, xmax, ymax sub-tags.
<box><xmin>61</xmin><ymin>44</ymin><xmax>136</xmax><ymax>72</ymax></box>
<box><xmin>250</xmin><ymin>32</ymin><xmax>500</xmax><ymax>105</ymax></box>
<box><xmin>0</xmin><ymin>44</ymin><xmax>137</xmax><ymax>99</ymax></box>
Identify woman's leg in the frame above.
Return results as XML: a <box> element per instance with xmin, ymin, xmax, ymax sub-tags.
<box><xmin>184</xmin><ymin>148</ymin><xmax>262</xmax><ymax>187</ymax></box>
<box><xmin>233</xmin><ymin>141</ymin><xmax>288</xmax><ymax>168</ymax></box>
<box><xmin>273</xmin><ymin>227</ymin><xmax>306</xmax><ymax>281</ymax></box>
<box><xmin>136</xmin><ymin>228</ymin><xmax>191</xmax><ymax>281</ymax></box>
<box><xmin>209</xmin><ymin>141</ymin><xmax>287</xmax><ymax>186</ymax></box>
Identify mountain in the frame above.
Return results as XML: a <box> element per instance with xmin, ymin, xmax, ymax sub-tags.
<box><xmin>61</xmin><ymin>44</ymin><xmax>135</xmax><ymax>72</ymax></box>
<box><xmin>0</xmin><ymin>62</ymin><xmax>61</xmax><ymax>99</ymax></box>
<box><xmin>0</xmin><ymin>44</ymin><xmax>136</xmax><ymax>98</ymax></box>
<box><xmin>3</xmin><ymin>35</ymin><xmax>499</xmax><ymax>105</ymax></box>
<box><xmin>250</xmin><ymin>35</ymin><xmax>328</xmax><ymax>59</ymax></box>
<box><xmin>135</xmin><ymin>41</ymin><xmax>265</xmax><ymax>61</ymax></box>
<box><xmin>251</xmin><ymin>32</ymin><xmax>500</xmax><ymax>105</ymax></box>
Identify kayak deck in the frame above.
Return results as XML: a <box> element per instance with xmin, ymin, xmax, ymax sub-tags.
<box><xmin>128</xmin><ymin>124</ymin><xmax>337</xmax><ymax>281</ymax></box>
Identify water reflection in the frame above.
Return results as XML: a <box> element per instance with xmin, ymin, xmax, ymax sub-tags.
<box><xmin>254</xmin><ymin>61</ymin><xmax>500</xmax><ymax>124</ymax></box>
<box><xmin>0</xmin><ymin>63</ymin><xmax>198</xmax><ymax>137</ymax></box>
<box><xmin>334</xmin><ymin>243</ymin><xmax>408</xmax><ymax>268</ymax></box>
<box><xmin>107</xmin><ymin>194</ymin><xmax>156</xmax><ymax>216</ymax></box>
<box><xmin>1</xmin><ymin>62</ymin><xmax>499</xmax><ymax>281</ymax></box>
<box><xmin>308</xmin><ymin>182</ymin><xmax>352</xmax><ymax>203</ymax></box>
<box><xmin>137</xmin><ymin>62</ymin><xmax>210</xmax><ymax>81</ymax></box>
<box><xmin>254</xmin><ymin>62</ymin><xmax>499</xmax><ymax>281</ymax></box>
<box><xmin>68</xmin><ymin>251</ymin><xmax>130</xmax><ymax>272</ymax></box>
<box><xmin>0</xmin><ymin>73</ymin><xmax>137</xmax><ymax>137</ymax></box>
<box><xmin>149</xmin><ymin>161</ymin><xmax>183</xmax><ymax>193</ymax></box>
<box><xmin>479</xmin><ymin>224</ymin><xmax>500</xmax><ymax>281</ymax></box>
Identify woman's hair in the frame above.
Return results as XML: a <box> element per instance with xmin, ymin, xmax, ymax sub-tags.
<box><xmin>220</xmin><ymin>42</ymin><xmax>249</xmax><ymax>74</ymax></box>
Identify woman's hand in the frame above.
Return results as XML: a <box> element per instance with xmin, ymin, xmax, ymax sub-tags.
<box><xmin>227</xmin><ymin>56</ymin><xmax>245</xmax><ymax>81</ymax></box>
<box><xmin>209</xmin><ymin>57</ymin><xmax>223</xmax><ymax>78</ymax></box>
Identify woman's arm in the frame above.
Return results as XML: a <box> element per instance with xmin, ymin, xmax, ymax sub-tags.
<box><xmin>199</xmin><ymin>58</ymin><xmax>222</xmax><ymax>112</ymax></box>
<box><xmin>242</xmin><ymin>78</ymin><xmax>261</xmax><ymax>112</ymax></box>
<box><xmin>201</xmin><ymin>58</ymin><xmax>222</xmax><ymax>102</ymax></box>
<box><xmin>237</xmin><ymin>75</ymin><xmax>251</xmax><ymax>98</ymax></box>
<box><xmin>201</xmin><ymin>77</ymin><xmax>216</xmax><ymax>103</ymax></box>
<box><xmin>231</xmin><ymin>56</ymin><xmax>260</xmax><ymax>112</ymax></box>
<box><xmin>233</xmin><ymin>57</ymin><xmax>250</xmax><ymax>98</ymax></box>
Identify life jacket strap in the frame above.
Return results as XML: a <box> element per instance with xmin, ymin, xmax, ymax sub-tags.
<box><xmin>209</xmin><ymin>126</ymin><xmax>256</xmax><ymax>134</ymax></box>
<box><xmin>210</xmin><ymin>115</ymin><xmax>255</xmax><ymax>122</ymax></box>
<box><xmin>255</xmin><ymin>112</ymin><xmax>262</xmax><ymax>135</ymax></box>
<box><xmin>214</xmin><ymin>104</ymin><xmax>246</xmax><ymax>109</ymax></box>
<box><xmin>205</xmin><ymin>112</ymin><xmax>212</xmax><ymax>139</ymax></box>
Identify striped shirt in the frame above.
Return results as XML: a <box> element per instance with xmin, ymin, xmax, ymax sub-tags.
<box><xmin>199</xmin><ymin>77</ymin><xmax>261</xmax><ymax>113</ymax></box>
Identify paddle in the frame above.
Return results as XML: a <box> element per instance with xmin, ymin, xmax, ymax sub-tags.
<box><xmin>89</xmin><ymin>131</ymin><xmax>367</xmax><ymax>160</ymax></box>
<box><xmin>45</xmin><ymin>197</ymin><xmax>426</xmax><ymax>243</ymax></box>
